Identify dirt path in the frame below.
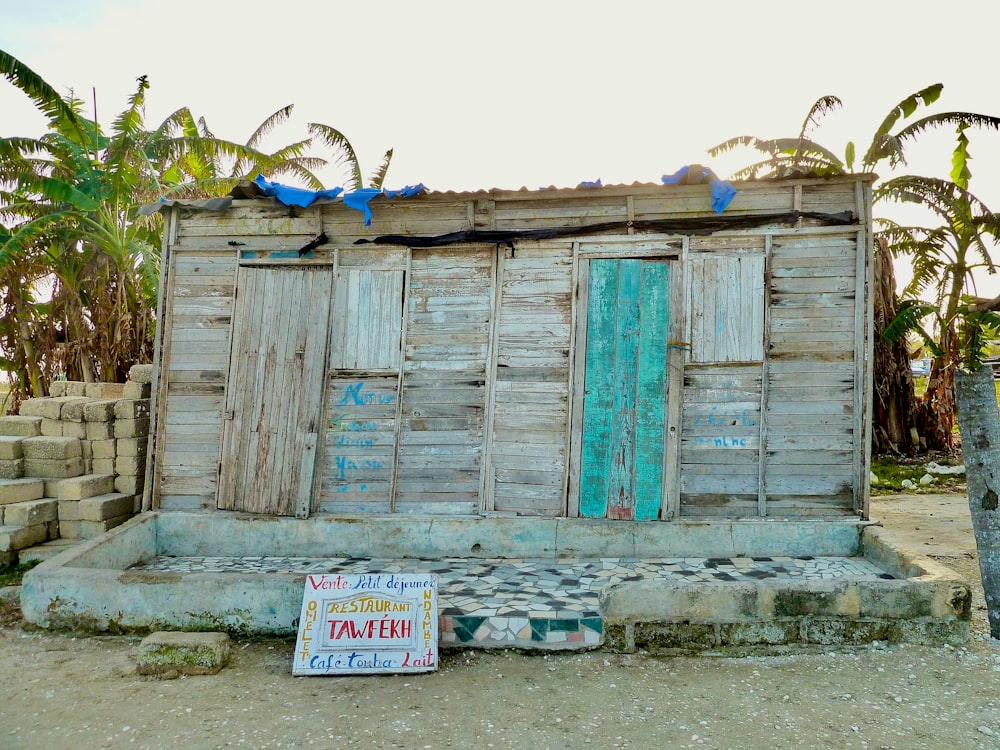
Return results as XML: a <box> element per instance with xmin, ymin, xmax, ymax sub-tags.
<box><xmin>1</xmin><ymin>494</ymin><xmax>999</xmax><ymax>750</ymax></box>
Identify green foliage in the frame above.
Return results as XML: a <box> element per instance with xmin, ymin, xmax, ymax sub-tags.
<box><xmin>0</xmin><ymin>48</ymin><xmax>393</xmax><ymax>400</ymax></box>
<box><xmin>0</xmin><ymin>559</ymin><xmax>39</xmax><ymax>587</ymax></box>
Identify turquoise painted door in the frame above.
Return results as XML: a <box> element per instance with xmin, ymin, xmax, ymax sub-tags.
<box><xmin>580</xmin><ymin>259</ymin><xmax>669</xmax><ymax>520</ymax></box>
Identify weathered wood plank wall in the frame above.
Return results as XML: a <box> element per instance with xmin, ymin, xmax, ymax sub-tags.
<box><xmin>150</xmin><ymin>177</ymin><xmax>872</xmax><ymax>520</ymax></box>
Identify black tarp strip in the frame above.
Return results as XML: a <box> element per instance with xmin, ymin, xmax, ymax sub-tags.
<box><xmin>352</xmin><ymin>210</ymin><xmax>856</xmax><ymax>248</ymax></box>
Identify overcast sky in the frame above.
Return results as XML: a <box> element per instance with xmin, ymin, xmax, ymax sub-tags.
<box><xmin>2</xmin><ymin>1</ymin><xmax>1000</xmax><ymax>290</ymax></box>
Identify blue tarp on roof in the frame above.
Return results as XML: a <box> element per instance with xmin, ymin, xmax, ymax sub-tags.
<box><xmin>661</xmin><ymin>165</ymin><xmax>737</xmax><ymax>214</ymax></box>
<box><xmin>254</xmin><ymin>175</ymin><xmax>427</xmax><ymax>225</ymax></box>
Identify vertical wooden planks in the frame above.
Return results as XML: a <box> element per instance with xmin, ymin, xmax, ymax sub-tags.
<box><xmin>635</xmin><ymin>262</ymin><xmax>669</xmax><ymax>521</ymax></box>
<box><xmin>217</xmin><ymin>266</ymin><xmax>333</xmax><ymax>515</ymax></box>
<box><xmin>394</xmin><ymin>246</ymin><xmax>494</xmax><ymax>514</ymax></box>
<box><xmin>579</xmin><ymin>259</ymin><xmax>618</xmax><ymax>518</ymax></box>
<box><xmin>690</xmin><ymin>255</ymin><xmax>765</xmax><ymax>363</ymax></box>
<box><xmin>607</xmin><ymin>259</ymin><xmax>641</xmax><ymax>519</ymax></box>
<box><xmin>489</xmin><ymin>242</ymin><xmax>574</xmax><ymax>516</ymax></box>
<box><xmin>579</xmin><ymin>257</ymin><xmax>670</xmax><ymax>520</ymax></box>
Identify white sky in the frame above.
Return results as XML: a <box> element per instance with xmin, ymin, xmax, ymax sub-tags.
<box><xmin>2</xmin><ymin>0</ymin><xmax>1000</xmax><ymax>294</ymax></box>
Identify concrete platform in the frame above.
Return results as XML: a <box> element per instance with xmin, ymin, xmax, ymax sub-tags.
<box><xmin>18</xmin><ymin>511</ymin><xmax>971</xmax><ymax>651</ymax></box>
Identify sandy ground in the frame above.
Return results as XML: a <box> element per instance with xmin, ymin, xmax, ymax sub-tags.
<box><xmin>1</xmin><ymin>494</ymin><xmax>999</xmax><ymax>750</ymax></box>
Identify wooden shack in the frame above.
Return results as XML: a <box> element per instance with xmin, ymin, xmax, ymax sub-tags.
<box><xmin>146</xmin><ymin>174</ymin><xmax>874</xmax><ymax>526</ymax></box>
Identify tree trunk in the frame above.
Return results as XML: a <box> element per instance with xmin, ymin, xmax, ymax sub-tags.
<box><xmin>954</xmin><ymin>366</ymin><xmax>1000</xmax><ymax>639</ymax></box>
<box><xmin>871</xmin><ymin>238</ymin><xmax>919</xmax><ymax>454</ymax></box>
<box><xmin>918</xmin><ymin>335</ymin><xmax>958</xmax><ymax>452</ymax></box>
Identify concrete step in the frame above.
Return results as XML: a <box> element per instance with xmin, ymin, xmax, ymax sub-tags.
<box><xmin>18</xmin><ymin>538</ymin><xmax>81</xmax><ymax>565</ymax></box>
<box><xmin>133</xmin><ymin>554</ymin><xmax>895</xmax><ymax>650</ymax></box>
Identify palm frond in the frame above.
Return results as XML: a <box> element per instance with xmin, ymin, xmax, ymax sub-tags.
<box><xmin>797</xmin><ymin>95</ymin><xmax>842</xmax><ymax>152</ymax></box>
<box><xmin>862</xmin><ymin>83</ymin><xmax>943</xmax><ymax>167</ymax></box>
<box><xmin>706</xmin><ymin>136</ymin><xmax>760</xmax><ymax>159</ymax></box>
<box><xmin>0</xmin><ymin>49</ymin><xmax>85</xmax><ymax>141</ymax></box>
<box><xmin>246</xmin><ymin>105</ymin><xmax>294</xmax><ymax>149</ymax></box>
<box><xmin>307</xmin><ymin>123</ymin><xmax>363</xmax><ymax>190</ymax></box>
<box><xmin>368</xmin><ymin>148</ymin><xmax>393</xmax><ymax>189</ymax></box>
<box><xmin>894</xmin><ymin>111</ymin><xmax>1000</xmax><ymax>150</ymax></box>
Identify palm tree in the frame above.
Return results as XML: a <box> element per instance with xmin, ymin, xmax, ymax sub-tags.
<box><xmin>878</xmin><ymin>161</ymin><xmax>1000</xmax><ymax>451</ymax></box>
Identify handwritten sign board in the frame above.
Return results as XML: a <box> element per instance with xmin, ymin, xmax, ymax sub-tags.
<box><xmin>292</xmin><ymin>573</ymin><xmax>438</xmax><ymax>675</ymax></box>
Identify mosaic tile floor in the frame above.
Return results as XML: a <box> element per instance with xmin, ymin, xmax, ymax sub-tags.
<box><xmin>134</xmin><ymin>555</ymin><xmax>892</xmax><ymax>648</ymax></box>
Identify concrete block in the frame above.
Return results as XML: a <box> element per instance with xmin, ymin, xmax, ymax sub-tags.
<box><xmin>80</xmin><ymin>440</ymin><xmax>93</xmax><ymax>459</ymax></box>
<box><xmin>116</xmin><ymin>456</ymin><xmax>146</xmax><ymax>476</ymax></box>
<box><xmin>115</xmin><ymin>475</ymin><xmax>143</xmax><ymax>495</ymax></box>
<box><xmin>87</xmin><ymin>422</ymin><xmax>114</xmax><ymax>440</ymax></box>
<box><xmin>57</xmin><ymin>500</ymin><xmax>82</xmax><ymax>521</ymax></box>
<box><xmin>65</xmin><ymin>382</ymin><xmax>86</xmax><ymax>396</ymax></box>
<box><xmin>56</xmin><ymin>473</ymin><xmax>114</xmax><ymax>501</ymax></box>
<box><xmin>82</xmin><ymin>458</ymin><xmax>94</xmax><ymax>474</ymax></box>
<box><xmin>79</xmin><ymin>492</ymin><xmax>133</xmax><ymax>521</ymax></box>
<box><xmin>0</xmin><ymin>416</ymin><xmax>41</xmax><ymax>437</ymax></box>
<box><xmin>92</xmin><ymin>439</ymin><xmax>116</xmax><ymax>459</ymax></box>
<box><xmin>135</xmin><ymin>631</ymin><xmax>230</xmax><ymax>676</ymax></box>
<box><xmin>61</xmin><ymin>398</ymin><xmax>89</xmax><ymax>422</ymax></box>
<box><xmin>57</xmin><ymin>520</ymin><xmax>81</xmax><ymax>538</ymax></box>
<box><xmin>114</xmin><ymin>399</ymin><xmax>150</xmax><ymax>421</ymax></box>
<box><xmin>85</xmin><ymin>382</ymin><xmax>125</xmax><ymax>400</ymax></box>
<box><xmin>133</xmin><ymin>494</ymin><xmax>143</xmax><ymax>513</ymax></box>
<box><xmin>61</xmin><ymin>421</ymin><xmax>88</xmax><ymax>440</ymax></box>
<box><xmin>0</xmin><ymin>437</ymin><xmax>22</xmax><ymax>460</ymax></box>
<box><xmin>0</xmin><ymin>478</ymin><xmax>44</xmax><ymax>505</ymax></box>
<box><xmin>0</xmin><ymin>459</ymin><xmax>24</xmax><ymax>479</ymax></box>
<box><xmin>122</xmin><ymin>381</ymin><xmax>152</xmax><ymax>399</ymax></box>
<box><xmin>48</xmin><ymin>381</ymin><xmax>68</xmax><ymax>397</ymax></box>
<box><xmin>634</xmin><ymin>621</ymin><xmax>718</xmax><ymax>650</ymax></box>
<box><xmin>23</xmin><ymin>457</ymin><xmax>84</xmax><ymax>479</ymax></box>
<box><xmin>857</xmin><ymin>580</ymin><xmax>939</xmax><ymax>620</ymax></box>
<box><xmin>92</xmin><ymin>458</ymin><xmax>115</xmax><ymax>475</ymax></box>
<box><xmin>23</xmin><ymin>396</ymin><xmax>88</xmax><ymax>420</ymax></box>
<box><xmin>83</xmin><ymin>400</ymin><xmax>117</xmax><ymax>423</ymax></box>
<box><xmin>75</xmin><ymin>513</ymin><xmax>132</xmax><ymax>538</ymax></box>
<box><xmin>770</xmin><ymin>581</ymin><xmax>860</xmax><ymax>618</ymax></box>
<box><xmin>47</xmin><ymin>519</ymin><xmax>59</xmax><ymax>540</ymax></box>
<box><xmin>128</xmin><ymin>364</ymin><xmax>154</xmax><ymax>384</ymax></box>
<box><xmin>115</xmin><ymin>418</ymin><xmax>149</xmax><ymax>439</ymax></box>
<box><xmin>40</xmin><ymin>418</ymin><xmax>63</xmax><ymax>436</ymax></box>
<box><xmin>18</xmin><ymin>538</ymin><xmax>78</xmax><ymax>564</ymax></box>
<box><xmin>720</xmin><ymin>620</ymin><xmax>801</xmax><ymax>647</ymax></box>
<box><xmin>4</xmin><ymin>498</ymin><xmax>57</xmax><ymax>526</ymax></box>
<box><xmin>22</xmin><ymin>436</ymin><xmax>82</xmax><ymax>460</ymax></box>
<box><xmin>19</xmin><ymin>398</ymin><xmax>58</xmax><ymax>419</ymax></box>
<box><xmin>116</xmin><ymin>437</ymin><xmax>147</xmax><ymax>457</ymax></box>
<box><xmin>0</xmin><ymin>523</ymin><xmax>48</xmax><ymax>552</ymax></box>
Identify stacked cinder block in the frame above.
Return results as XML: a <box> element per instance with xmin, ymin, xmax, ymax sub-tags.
<box><xmin>0</xmin><ymin>364</ymin><xmax>154</xmax><ymax>561</ymax></box>
<box><xmin>0</xmin><ymin>478</ymin><xmax>56</xmax><ymax>565</ymax></box>
<box><xmin>53</xmin><ymin>473</ymin><xmax>132</xmax><ymax>540</ymax></box>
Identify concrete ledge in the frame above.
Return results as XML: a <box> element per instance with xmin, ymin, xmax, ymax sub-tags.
<box><xmin>19</xmin><ymin>512</ymin><xmax>968</xmax><ymax>648</ymax></box>
<box><xmin>599</xmin><ymin>528</ymin><xmax>972</xmax><ymax>653</ymax></box>
<box><xmin>154</xmin><ymin>511</ymin><xmax>864</xmax><ymax>559</ymax></box>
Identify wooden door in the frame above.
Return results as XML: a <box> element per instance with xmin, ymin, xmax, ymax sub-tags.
<box><xmin>218</xmin><ymin>265</ymin><xmax>334</xmax><ymax>516</ymax></box>
<box><xmin>579</xmin><ymin>259</ymin><xmax>669</xmax><ymax>520</ymax></box>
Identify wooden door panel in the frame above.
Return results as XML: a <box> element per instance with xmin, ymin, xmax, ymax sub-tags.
<box><xmin>580</xmin><ymin>259</ymin><xmax>669</xmax><ymax>520</ymax></box>
<box><xmin>218</xmin><ymin>266</ymin><xmax>333</xmax><ymax>516</ymax></box>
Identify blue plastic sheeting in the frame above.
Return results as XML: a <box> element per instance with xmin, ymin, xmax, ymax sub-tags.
<box><xmin>343</xmin><ymin>184</ymin><xmax>427</xmax><ymax>225</ymax></box>
<box><xmin>254</xmin><ymin>175</ymin><xmax>343</xmax><ymax>207</ymax></box>
<box><xmin>254</xmin><ymin>176</ymin><xmax>426</xmax><ymax>225</ymax></box>
<box><xmin>578</xmin><ymin>179</ymin><xmax>603</xmax><ymax>188</ymax></box>
<box><xmin>661</xmin><ymin>165</ymin><xmax>737</xmax><ymax>214</ymax></box>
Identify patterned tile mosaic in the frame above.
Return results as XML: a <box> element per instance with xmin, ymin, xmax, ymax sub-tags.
<box><xmin>133</xmin><ymin>555</ymin><xmax>892</xmax><ymax>647</ymax></box>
